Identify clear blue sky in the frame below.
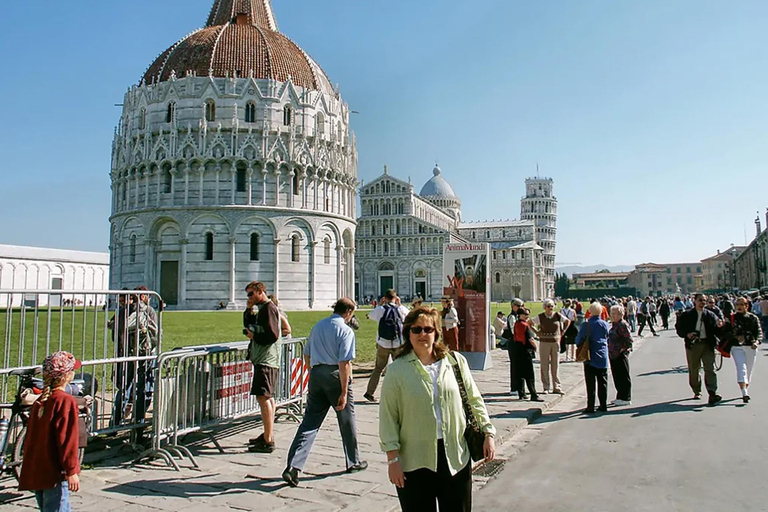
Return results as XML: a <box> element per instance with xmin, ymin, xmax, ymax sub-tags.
<box><xmin>1</xmin><ymin>0</ymin><xmax>766</xmax><ymax>266</ymax></box>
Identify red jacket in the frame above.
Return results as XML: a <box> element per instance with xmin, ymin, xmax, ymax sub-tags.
<box><xmin>18</xmin><ymin>389</ymin><xmax>80</xmax><ymax>491</ymax></box>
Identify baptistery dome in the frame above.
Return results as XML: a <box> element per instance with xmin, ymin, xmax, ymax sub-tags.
<box><xmin>143</xmin><ymin>0</ymin><xmax>333</xmax><ymax>95</ymax></box>
<box><xmin>109</xmin><ymin>0</ymin><xmax>357</xmax><ymax>311</ymax></box>
<box><xmin>419</xmin><ymin>166</ymin><xmax>461</xmax><ymax>221</ymax></box>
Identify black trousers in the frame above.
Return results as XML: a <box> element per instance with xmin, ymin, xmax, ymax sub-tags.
<box><xmin>584</xmin><ymin>363</ymin><xmax>608</xmax><ymax>409</ymax></box>
<box><xmin>396</xmin><ymin>440</ymin><xmax>471</xmax><ymax>512</ymax></box>
<box><xmin>610</xmin><ymin>353</ymin><xmax>632</xmax><ymax>401</ymax></box>
<box><xmin>506</xmin><ymin>344</ymin><xmax>518</xmax><ymax>392</ymax></box>
<box><xmin>512</xmin><ymin>343</ymin><xmax>537</xmax><ymax>398</ymax></box>
<box><xmin>661</xmin><ymin>314</ymin><xmax>670</xmax><ymax>330</ymax></box>
<box><xmin>637</xmin><ymin>315</ymin><xmax>656</xmax><ymax>335</ymax></box>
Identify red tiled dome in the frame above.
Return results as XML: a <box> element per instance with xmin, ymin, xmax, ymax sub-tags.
<box><xmin>142</xmin><ymin>0</ymin><xmax>333</xmax><ymax>93</ymax></box>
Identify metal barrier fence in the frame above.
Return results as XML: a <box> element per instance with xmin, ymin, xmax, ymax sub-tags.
<box><xmin>138</xmin><ymin>338</ymin><xmax>307</xmax><ymax>470</ymax></box>
<box><xmin>0</xmin><ymin>289</ymin><xmax>163</xmax><ymax>439</ymax></box>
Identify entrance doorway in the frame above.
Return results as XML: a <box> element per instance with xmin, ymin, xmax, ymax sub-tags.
<box><xmin>160</xmin><ymin>260</ymin><xmax>179</xmax><ymax>306</ymax></box>
<box><xmin>415</xmin><ymin>281</ymin><xmax>426</xmax><ymax>299</ymax></box>
<box><xmin>379</xmin><ymin>276</ymin><xmax>393</xmax><ymax>298</ymax></box>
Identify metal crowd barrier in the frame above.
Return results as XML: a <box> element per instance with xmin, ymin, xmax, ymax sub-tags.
<box><xmin>0</xmin><ymin>289</ymin><xmax>163</xmax><ymax>439</ymax></box>
<box><xmin>137</xmin><ymin>337</ymin><xmax>307</xmax><ymax>470</ymax></box>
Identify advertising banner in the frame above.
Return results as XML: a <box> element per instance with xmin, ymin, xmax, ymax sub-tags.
<box><xmin>442</xmin><ymin>242</ymin><xmax>492</xmax><ymax>370</ymax></box>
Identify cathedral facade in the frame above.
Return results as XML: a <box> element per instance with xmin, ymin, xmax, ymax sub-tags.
<box><xmin>109</xmin><ymin>0</ymin><xmax>357</xmax><ymax>310</ymax></box>
<box><xmin>355</xmin><ymin>167</ymin><xmax>556</xmax><ymax>303</ymax></box>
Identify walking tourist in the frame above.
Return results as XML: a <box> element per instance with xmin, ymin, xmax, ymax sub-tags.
<box><xmin>365</xmin><ymin>289</ymin><xmax>409</xmax><ymax>402</ymax></box>
<box><xmin>502</xmin><ymin>299</ymin><xmax>525</xmax><ymax>396</ymax></box>
<box><xmin>512</xmin><ymin>308</ymin><xmax>543</xmax><ymax>401</ymax></box>
<box><xmin>626</xmin><ymin>296</ymin><xmax>638</xmax><ymax>332</ymax></box>
<box><xmin>243</xmin><ymin>281</ymin><xmax>282</xmax><ymax>453</ymax></box>
<box><xmin>705</xmin><ymin>297</ymin><xmax>724</xmax><ymax>321</ymax></box>
<box><xmin>441</xmin><ymin>297</ymin><xmax>460</xmax><ymax>351</ymax></box>
<box><xmin>675</xmin><ymin>293</ymin><xmax>724</xmax><ymax>405</ymax></box>
<box><xmin>608</xmin><ymin>305</ymin><xmax>633</xmax><ymax>406</ymax></box>
<box><xmin>18</xmin><ymin>351</ymin><xmax>83</xmax><ymax>510</ymax></box>
<box><xmin>575</xmin><ymin>302</ymin><xmax>610</xmax><ymax>413</ymax></box>
<box><xmin>637</xmin><ymin>297</ymin><xmax>660</xmax><ymax>337</ymax></box>
<box><xmin>760</xmin><ymin>295</ymin><xmax>768</xmax><ymax>341</ymax></box>
<box><xmin>532</xmin><ymin>299</ymin><xmax>569</xmax><ymax>394</ymax></box>
<box><xmin>379</xmin><ymin>307</ymin><xmax>496</xmax><ymax>511</ymax></box>
<box><xmin>723</xmin><ymin>297</ymin><xmax>762</xmax><ymax>402</ymax></box>
<box><xmin>659</xmin><ymin>298</ymin><xmax>671</xmax><ymax>330</ymax></box>
<box><xmin>283</xmin><ymin>298</ymin><xmax>366</xmax><ymax>487</ymax></box>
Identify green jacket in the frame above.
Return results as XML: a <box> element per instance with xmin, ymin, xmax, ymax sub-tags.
<box><xmin>379</xmin><ymin>351</ymin><xmax>495</xmax><ymax>475</ymax></box>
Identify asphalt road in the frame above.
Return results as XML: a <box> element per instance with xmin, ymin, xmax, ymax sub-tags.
<box><xmin>475</xmin><ymin>329</ymin><xmax>768</xmax><ymax>512</ymax></box>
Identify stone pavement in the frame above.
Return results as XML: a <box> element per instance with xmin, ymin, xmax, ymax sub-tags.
<box><xmin>0</xmin><ymin>347</ymin><xmax>591</xmax><ymax>511</ymax></box>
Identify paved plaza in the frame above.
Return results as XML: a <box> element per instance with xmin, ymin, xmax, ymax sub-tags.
<box><xmin>0</xmin><ymin>347</ymin><xmax>589</xmax><ymax>511</ymax></box>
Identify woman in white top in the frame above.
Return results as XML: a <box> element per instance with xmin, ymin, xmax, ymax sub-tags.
<box><xmin>441</xmin><ymin>297</ymin><xmax>460</xmax><ymax>351</ymax></box>
<box><xmin>560</xmin><ymin>300</ymin><xmax>578</xmax><ymax>361</ymax></box>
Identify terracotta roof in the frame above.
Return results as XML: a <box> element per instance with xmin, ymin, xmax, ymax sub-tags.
<box><xmin>141</xmin><ymin>0</ymin><xmax>332</xmax><ymax>93</ymax></box>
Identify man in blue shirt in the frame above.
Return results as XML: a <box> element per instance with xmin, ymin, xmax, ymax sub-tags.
<box><xmin>282</xmin><ymin>298</ymin><xmax>367</xmax><ymax>487</ymax></box>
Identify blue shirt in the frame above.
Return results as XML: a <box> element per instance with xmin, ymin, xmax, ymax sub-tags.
<box><xmin>575</xmin><ymin>317</ymin><xmax>610</xmax><ymax>369</ymax></box>
<box><xmin>304</xmin><ymin>314</ymin><xmax>356</xmax><ymax>366</ymax></box>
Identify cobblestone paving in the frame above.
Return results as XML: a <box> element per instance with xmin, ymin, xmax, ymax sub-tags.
<box><xmin>1</xmin><ymin>348</ymin><xmax>593</xmax><ymax>511</ymax></box>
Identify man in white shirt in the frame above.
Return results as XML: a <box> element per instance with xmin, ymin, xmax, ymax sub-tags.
<box><xmin>364</xmin><ymin>289</ymin><xmax>409</xmax><ymax>402</ymax></box>
<box><xmin>626</xmin><ymin>297</ymin><xmax>638</xmax><ymax>333</ymax></box>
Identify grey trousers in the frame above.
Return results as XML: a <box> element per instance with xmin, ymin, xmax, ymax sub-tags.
<box><xmin>686</xmin><ymin>342</ymin><xmax>718</xmax><ymax>396</ymax></box>
<box><xmin>286</xmin><ymin>365</ymin><xmax>360</xmax><ymax>471</ymax></box>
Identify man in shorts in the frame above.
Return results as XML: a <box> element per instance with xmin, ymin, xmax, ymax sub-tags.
<box><xmin>244</xmin><ymin>281</ymin><xmax>281</xmax><ymax>453</ymax></box>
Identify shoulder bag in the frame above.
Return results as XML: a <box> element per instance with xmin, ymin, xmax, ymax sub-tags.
<box><xmin>576</xmin><ymin>321</ymin><xmax>591</xmax><ymax>363</ymax></box>
<box><xmin>449</xmin><ymin>354</ymin><xmax>485</xmax><ymax>462</ymax></box>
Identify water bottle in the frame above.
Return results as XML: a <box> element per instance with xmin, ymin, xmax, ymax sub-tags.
<box><xmin>0</xmin><ymin>418</ymin><xmax>9</xmax><ymax>449</ymax></box>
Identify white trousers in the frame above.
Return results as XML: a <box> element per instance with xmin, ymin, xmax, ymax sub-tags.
<box><xmin>731</xmin><ymin>346</ymin><xmax>758</xmax><ymax>384</ymax></box>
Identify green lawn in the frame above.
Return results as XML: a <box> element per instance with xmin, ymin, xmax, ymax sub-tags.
<box><xmin>0</xmin><ymin>300</ymin><xmax>573</xmax><ymax>372</ymax></box>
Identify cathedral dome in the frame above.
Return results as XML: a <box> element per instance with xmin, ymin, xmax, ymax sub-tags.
<box><xmin>142</xmin><ymin>0</ymin><xmax>334</xmax><ymax>94</ymax></box>
<box><xmin>419</xmin><ymin>165</ymin><xmax>458</xmax><ymax>199</ymax></box>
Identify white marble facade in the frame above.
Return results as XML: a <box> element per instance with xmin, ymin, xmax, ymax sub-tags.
<box><xmin>355</xmin><ymin>167</ymin><xmax>552</xmax><ymax>303</ymax></box>
<box><xmin>109</xmin><ymin>0</ymin><xmax>357</xmax><ymax>310</ymax></box>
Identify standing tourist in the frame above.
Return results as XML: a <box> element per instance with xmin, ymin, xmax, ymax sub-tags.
<box><xmin>659</xmin><ymin>298</ymin><xmax>671</xmax><ymax>330</ymax></box>
<box><xmin>108</xmin><ymin>289</ymin><xmax>130</xmax><ymax>428</ymax></box>
<box><xmin>365</xmin><ymin>289</ymin><xmax>409</xmax><ymax>402</ymax></box>
<box><xmin>502</xmin><ymin>299</ymin><xmax>525</xmax><ymax>396</ymax></box>
<box><xmin>18</xmin><ymin>351</ymin><xmax>82</xmax><ymax>510</ymax></box>
<box><xmin>608</xmin><ymin>305</ymin><xmax>633</xmax><ymax>406</ymax></box>
<box><xmin>512</xmin><ymin>308</ymin><xmax>543</xmax><ymax>401</ymax></box>
<box><xmin>493</xmin><ymin>311</ymin><xmax>508</xmax><ymax>348</ymax></box>
<box><xmin>532</xmin><ymin>299</ymin><xmax>569</xmax><ymax>394</ymax></box>
<box><xmin>243</xmin><ymin>281</ymin><xmax>281</xmax><ymax>453</ymax></box>
<box><xmin>379</xmin><ymin>307</ymin><xmax>496</xmax><ymax>511</ymax></box>
<box><xmin>575</xmin><ymin>303</ymin><xmax>610</xmax><ymax>413</ymax></box>
<box><xmin>626</xmin><ymin>296</ymin><xmax>638</xmax><ymax>333</ymax></box>
<box><xmin>574</xmin><ymin>300</ymin><xmax>584</xmax><ymax>326</ymax></box>
<box><xmin>722</xmin><ymin>297</ymin><xmax>762</xmax><ymax>402</ymax></box>
<box><xmin>269</xmin><ymin>295</ymin><xmax>292</xmax><ymax>338</ymax></box>
<box><xmin>441</xmin><ymin>297</ymin><xmax>460</xmax><ymax>351</ymax></box>
<box><xmin>675</xmin><ymin>294</ymin><xmax>724</xmax><ymax>405</ymax></box>
<box><xmin>283</xmin><ymin>298</ymin><xmax>366</xmax><ymax>487</ymax></box>
<box><xmin>560</xmin><ymin>300</ymin><xmax>578</xmax><ymax>362</ymax></box>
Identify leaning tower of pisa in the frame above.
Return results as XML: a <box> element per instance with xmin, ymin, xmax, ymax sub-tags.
<box><xmin>520</xmin><ymin>177</ymin><xmax>557</xmax><ymax>297</ymax></box>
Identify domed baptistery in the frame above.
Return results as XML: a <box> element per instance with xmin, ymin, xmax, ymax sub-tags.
<box><xmin>109</xmin><ymin>0</ymin><xmax>357</xmax><ymax>310</ymax></box>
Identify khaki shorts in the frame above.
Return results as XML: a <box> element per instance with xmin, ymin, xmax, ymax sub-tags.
<box><xmin>251</xmin><ymin>364</ymin><xmax>279</xmax><ymax>398</ymax></box>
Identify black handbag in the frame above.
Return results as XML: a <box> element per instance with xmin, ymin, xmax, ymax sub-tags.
<box><xmin>450</xmin><ymin>354</ymin><xmax>486</xmax><ymax>462</ymax></box>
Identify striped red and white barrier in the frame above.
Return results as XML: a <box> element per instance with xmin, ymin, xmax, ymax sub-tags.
<box><xmin>290</xmin><ymin>358</ymin><xmax>309</xmax><ymax>396</ymax></box>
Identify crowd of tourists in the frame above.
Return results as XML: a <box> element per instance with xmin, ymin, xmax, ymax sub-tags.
<box><xmin>16</xmin><ymin>281</ymin><xmax>768</xmax><ymax>512</ymax></box>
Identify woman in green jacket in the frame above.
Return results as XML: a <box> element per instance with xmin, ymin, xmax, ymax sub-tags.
<box><xmin>379</xmin><ymin>307</ymin><xmax>496</xmax><ymax>511</ymax></box>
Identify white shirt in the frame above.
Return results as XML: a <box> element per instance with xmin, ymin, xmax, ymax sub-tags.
<box><xmin>368</xmin><ymin>303</ymin><xmax>410</xmax><ymax>348</ymax></box>
<box><xmin>443</xmin><ymin>307</ymin><xmax>459</xmax><ymax>329</ymax></box>
<box><xmin>560</xmin><ymin>307</ymin><xmax>576</xmax><ymax>322</ymax></box>
<box><xmin>423</xmin><ymin>359</ymin><xmax>444</xmax><ymax>439</ymax></box>
<box><xmin>696</xmin><ymin>310</ymin><xmax>707</xmax><ymax>340</ymax></box>
<box><xmin>627</xmin><ymin>301</ymin><xmax>637</xmax><ymax>315</ymax></box>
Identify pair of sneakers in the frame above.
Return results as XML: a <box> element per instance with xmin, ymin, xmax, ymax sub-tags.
<box><xmin>248</xmin><ymin>433</ymin><xmax>275</xmax><ymax>453</ymax></box>
<box><xmin>612</xmin><ymin>399</ymin><xmax>632</xmax><ymax>406</ymax></box>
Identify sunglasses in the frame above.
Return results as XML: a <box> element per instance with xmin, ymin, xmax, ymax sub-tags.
<box><xmin>410</xmin><ymin>326</ymin><xmax>436</xmax><ymax>334</ymax></box>
<box><xmin>247</xmin><ymin>291</ymin><xmax>255</xmax><ymax>297</ymax></box>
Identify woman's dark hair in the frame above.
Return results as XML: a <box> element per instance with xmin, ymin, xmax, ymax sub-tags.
<box><xmin>395</xmin><ymin>307</ymin><xmax>449</xmax><ymax>360</ymax></box>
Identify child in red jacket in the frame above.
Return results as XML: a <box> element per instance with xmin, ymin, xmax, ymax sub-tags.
<box><xmin>19</xmin><ymin>351</ymin><xmax>82</xmax><ymax>511</ymax></box>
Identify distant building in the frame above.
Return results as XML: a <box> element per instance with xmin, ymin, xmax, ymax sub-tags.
<box><xmin>0</xmin><ymin>245</ymin><xmax>110</xmax><ymax>307</ymax></box>
<box><xmin>628</xmin><ymin>262</ymin><xmax>702</xmax><ymax>296</ymax></box>
<box><xmin>701</xmin><ymin>246</ymin><xmax>744</xmax><ymax>292</ymax></box>
<box><xmin>572</xmin><ymin>271</ymin><xmax>631</xmax><ymax>289</ymax></box>
<box><xmin>734</xmin><ymin>211</ymin><xmax>768</xmax><ymax>291</ymax></box>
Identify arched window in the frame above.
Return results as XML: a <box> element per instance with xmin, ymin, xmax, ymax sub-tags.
<box><xmin>163</xmin><ymin>169</ymin><xmax>172</xmax><ymax>193</ymax></box>
<box><xmin>486</xmin><ymin>230</ymin><xmax>491</xmax><ymax>238</ymax></box>
<box><xmin>245</xmin><ymin>102</ymin><xmax>257</xmax><ymax>123</ymax></box>
<box><xmin>166</xmin><ymin>101</ymin><xmax>175</xmax><ymax>123</ymax></box>
<box><xmin>236</xmin><ymin>167</ymin><xmax>247</xmax><ymax>192</ymax></box>
<box><xmin>292</xmin><ymin>173</ymin><xmax>300</xmax><ymax>195</ymax></box>
<box><xmin>324</xmin><ymin>238</ymin><xmax>331</xmax><ymax>264</ymax></box>
<box><xmin>291</xmin><ymin>235</ymin><xmax>300</xmax><ymax>262</ymax></box>
<box><xmin>250</xmin><ymin>233</ymin><xmax>259</xmax><ymax>261</ymax></box>
<box><xmin>316</xmin><ymin>112</ymin><xmax>325</xmax><ymax>135</ymax></box>
<box><xmin>205</xmin><ymin>100</ymin><xmax>216</xmax><ymax>122</ymax></box>
<box><xmin>204</xmin><ymin>232</ymin><xmax>214</xmax><ymax>261</ymax></box>
<box><xmin>495</xmin><ymin>273</ymin><xmax>500</xmax><ymax>284</ymax></box>
<box><xmin>129</xmin><ymin>236</ymin><xmax>137</xmax><ymax>264</ymax></box>
<box><xmin>283</xmin><ymin>105</ymin><xmax>293</xmax><ymax>126</ymax></box>
<box><xmin>138</xmin><ymin>108</ymin><xmax>146</xmax><ymax>130</ymax></box>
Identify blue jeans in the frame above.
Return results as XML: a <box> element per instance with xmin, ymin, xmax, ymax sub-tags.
<box><xmin>761</xmin><ymin>315</ymin><xmax>768</xmax><ymax>341</ymax></box>
<box><xmin>35</xmin><ymin>481</ymin><xmax>70</xmax><ymax>512</ymax></box>
<box><xmin>627</xmin><ymin>314</ymin><xmax>636</xmax><ymax>332</ymax></box>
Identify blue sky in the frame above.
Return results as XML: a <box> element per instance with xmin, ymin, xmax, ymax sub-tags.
<box><xmin>1</xmin><ymin>0</ymin><xmax>765</xmax><ymax>266</ymax></box>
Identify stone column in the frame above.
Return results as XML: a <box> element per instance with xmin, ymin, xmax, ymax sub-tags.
<box><xmin>309</xmin><ymin>240</ymin><xmax>318</xmax><ymax>308</ymax></box>
<box><xmin>199</xmin><ymin>167</ymin><xmax>205</xmax><ymax>205</ymax></box>
<box><xmin>184</xmin><ymin>166</ymin><xmax>190</xmax><ymax>205</ymax></box>
<box><xmin>143</xmin><ymin>170</ymin><xmax>150</xmax><ymax>208</ymax></box>
<box><xmin>214</xmin><ymin>165</ymin><xmax>222</xmax><ymax>205</ymax></box>
<box><xmin>313</xmin><ymin>173</ymin><xmax>319</xmax><ymax>210</ymax></box>
<box><xmin>143</xmin><ymin>239</ymin><xmax>154</xmax><ymax>288</ymax></box>
<box><xmin>273</xmin><ymin>168</ymin><xmax>281</xmax><ymax>206</ymax></box>
<box><xmin>288</xmin><ymin>170</ymin><xmax>295</xmax><ymax>208</ymax></box>
<box><xmin>169</xmin><ymin>169</ymin><xmax>178</xmax><ymax>206</ymax></box>
<box><xmin>230</xmin><ymin>167</ymin><xmax>236</xmax><ymax>205</ymax></box>
<box><xmin>273</xmin><ymin>238</ymin><xmax>281</xmax><ymax>298</ymax></box>
<box><xmin>261</xmin><ymin>169</ymin><xmax>268</xmax><ymax>205</ymax></box>
<box><xmin>246</xmin><ymin>167</ymin><xmax>254</xmax><ymax>206</ymax></box>
<box><xmin>227</xmin><ymin>236</ymin><xmax>237</xmax><ymax>308</ymax></box>
<box><xmin>156</xmin><ymin>172</ymin><xmax>161</xmax><ymax>207</ymax></box>
<box><xmin>336</xmin><ymin>244</ymin><xmax>343</xmax><ymax>299</ymax></box>
<box><xmin>179</xmin><ymin>238</ymin><xmax>189</xmax><ymax>306</ymax></box>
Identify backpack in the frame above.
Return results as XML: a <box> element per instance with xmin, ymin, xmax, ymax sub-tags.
<box><xmin>378</xmin><ymin>304</ymin><xmax>403</xmax><ymax>341</ymax></box>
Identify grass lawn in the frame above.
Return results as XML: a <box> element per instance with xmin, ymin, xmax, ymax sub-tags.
<box><xmin>0</xmin><ymin>300</ymin><xmax>575</xmax><ymax>371</ymax></box>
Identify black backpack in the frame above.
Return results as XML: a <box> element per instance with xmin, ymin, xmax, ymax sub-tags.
<box><xmin>378</xmin><ymin>304</ymin><xmax>403</xmax><ymax>341</ymax></box>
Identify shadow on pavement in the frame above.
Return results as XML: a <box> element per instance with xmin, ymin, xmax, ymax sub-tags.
<box><xmin>636</xmin><ymin>366</ymin><xmax>688</xmax><ymax>377</ymax></box>
<box><xmin>103</xmin><ymin>476</ymin><xmax>289</xmax><ymax>498</ymax></box>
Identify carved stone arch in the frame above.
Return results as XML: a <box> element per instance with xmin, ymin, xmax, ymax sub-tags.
<box><xmin>317</xmin><ymin>222</ymin><xmax>341</xmax><ymax>246</ymax></box>
<box><xmin>378</xmin><ymin>261</ymin><xmax>395</xmax><ymax>271</ymax></box>
<box><xmin>342</xmin><ymin>228</ymin><xmax>354</xmax><ymax>249</ymax></box>
<box><xmin>233</xmin><ymin>214</ymin><xmax>278</xmax><ymax>239</ymax></box>
<box><xmin>185</xmin><ymin>212</ymin><xmax>232</xmax><ymax>239</ymax></box>
<box><xmin>280</xmin><ymin>217</ymin><xmax>315</xmax><ymax>242</ymax></box>
<box><xmin>118</xmin><ymin>216</ymin><xmax>147</xmax><ymax>240</ymax></box>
